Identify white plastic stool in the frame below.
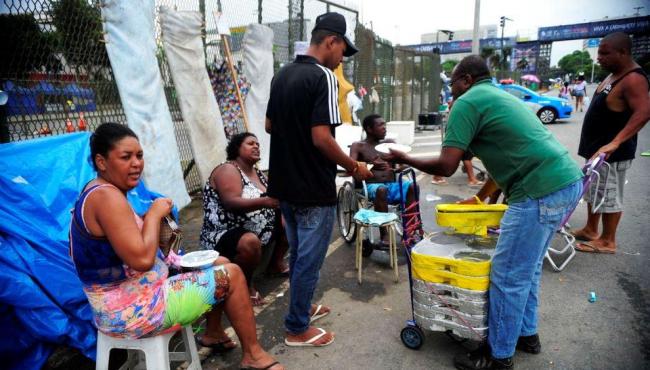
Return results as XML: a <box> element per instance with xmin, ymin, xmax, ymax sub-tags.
<box><xmin>354</xmin><ymin>219</ymin><xmax>399</xmax><ymax>284</ymax></box>
<box><xmin>96</xmin><ymin>325</ymin><xmax>201</xmax><ymax>370</ymax></box>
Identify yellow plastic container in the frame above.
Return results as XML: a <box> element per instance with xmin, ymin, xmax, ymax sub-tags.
<box><xmin>436</xmin><ymin>203</ymin><xmax>508</xmax><ymax>236</ymax></box>
<box><xmin>411</xmin><ymin>266</ymin><xmax>490</xmax><ymax>291</ymax></box>
<box><xmin>411</xmin><ymin>250</ymin><xmax>491</xmax><ymax>277</ymax></box>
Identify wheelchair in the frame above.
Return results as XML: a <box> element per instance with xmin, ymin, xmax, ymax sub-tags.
<box><xmin>336</xmin><ymin>168</ymin><xmax>423</xmax><ymax>257</ymax></box>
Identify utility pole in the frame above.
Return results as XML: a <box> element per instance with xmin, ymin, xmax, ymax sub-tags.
<box><xmin>472</xmin><ymin>0</ymin><xmax>480</xmax><ymax>54</ymax></box>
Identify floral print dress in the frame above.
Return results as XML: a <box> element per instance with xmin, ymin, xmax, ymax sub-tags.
<box><xmin>200</xmin><ymin>162</ymin><xmax>276</xmax><ymax>250</ymax></box>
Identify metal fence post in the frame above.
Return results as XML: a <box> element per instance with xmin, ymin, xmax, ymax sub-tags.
<box><xmin>299</xmin><ymin>0</ymin><xmax>304</xmax><ymax>41</ymax></box>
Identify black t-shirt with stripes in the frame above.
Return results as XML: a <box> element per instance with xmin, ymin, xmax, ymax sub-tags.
<box><xmin>266</xmin><ymin>55</ymin><xmax>342</xmax><ymax>206</ymax></box>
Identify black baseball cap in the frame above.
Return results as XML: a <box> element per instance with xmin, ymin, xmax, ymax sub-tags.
<box><xmin>312</xmin><ymin>12</ymin><xmax>359</xmax><ymax>57</ymax></box>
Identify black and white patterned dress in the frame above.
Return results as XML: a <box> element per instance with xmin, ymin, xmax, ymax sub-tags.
<box><xmin>200</xmin><ymin>162</ymin><xmax>276</xmax><ymax>250</ymax></box>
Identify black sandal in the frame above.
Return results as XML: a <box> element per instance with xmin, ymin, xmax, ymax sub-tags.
<box><xmin>240</xmin><ymin>361</ymin><xmax>279</xmax><ymax>370</ymax></box>
<box><xmin>195</xmin><ymin>334</ymin><xmax>237</xmax><ymax>353</ymax></box>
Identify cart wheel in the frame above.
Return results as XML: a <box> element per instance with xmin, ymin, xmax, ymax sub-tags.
<box><xmin>362</xmin><ymin>239</ymin><xmax>374</xmax><ymax>257</ymax></box>
<box><xmin>400</xmin><ymin>325</ymin><xmax>424</xmax><ymax>350</ymax></box>
<box><xmin>476</xmin><ymin>172</ymin><xmax>486</xmax><ymax>181</ymax></box>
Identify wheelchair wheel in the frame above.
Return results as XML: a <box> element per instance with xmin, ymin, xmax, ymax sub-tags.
<box><xmin>337</xmin><ymin>181</ymin><xmax>358</xmax><ymax>243</ymax></box>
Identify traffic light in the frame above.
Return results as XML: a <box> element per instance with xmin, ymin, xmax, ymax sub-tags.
<box><xmin>448</xmin><ymin>31</ymin><xmax>454</xmax><ymax>41</ymax></box>
<box><xmin>500</xmin><ymin>16</ymin><xmax>505</xmax><ymax>27</ymax></box>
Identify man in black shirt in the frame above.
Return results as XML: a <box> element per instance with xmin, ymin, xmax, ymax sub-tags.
<box><xmin>265</xmin><ymin>12</ymin><xmax>372</xmax><ymax>347</ymax></box>
<box><xmin>573</xmin><ymin>32</ymin><xmax>650</xmax><ymax>254</ymax></box>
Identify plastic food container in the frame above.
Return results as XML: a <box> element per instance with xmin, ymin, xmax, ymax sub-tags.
<box><xmin>180</xmin><ymin>250</ymin><xmax>219</xmax><ymax>270</ymax></box>
<box><xmin>435</xmin><ymin>203</ymin><xmax>508</xmax><ymax>236</ymax></box>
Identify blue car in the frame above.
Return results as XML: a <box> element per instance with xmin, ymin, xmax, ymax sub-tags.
<box><xmin>497</xmin><ymin>83</ymin><xmax>572</xmax><ymax>124</ymax></box>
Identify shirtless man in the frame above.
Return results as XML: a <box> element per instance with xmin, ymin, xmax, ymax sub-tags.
<box><xmin>573</xmin><ymin>32</ymin><xmax>650</xmax><ymax>254</ymax></box>
<box><xmin>350</xmin><ymin>114</ymin><xmax>416</xmax><ymax>245</ymax></box>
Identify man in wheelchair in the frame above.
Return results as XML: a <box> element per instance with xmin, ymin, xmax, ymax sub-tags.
<box><xmin>349</xmin><ymin>114</ymin><xmax>417</xmax><ymax>247</ymax></box>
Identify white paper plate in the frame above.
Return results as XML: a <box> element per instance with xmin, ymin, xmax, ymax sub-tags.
<box><xmin>375</xmin><ymin>143</ymin><xmax>412</xmax><ymax>154</ymax></box>
<box><xmin>180</xmin><ymin>250</ymin><xmax>219</xmax><ymax>269</ymax></box>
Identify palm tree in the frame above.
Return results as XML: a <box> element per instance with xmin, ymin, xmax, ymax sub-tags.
<box><xmin>516</xmin><ymin>57</ymin><xmax>529</xmax><ymax>71</ymax></box>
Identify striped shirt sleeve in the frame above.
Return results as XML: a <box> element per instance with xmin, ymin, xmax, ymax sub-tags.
<box><xmin>312</xmin><ymin>64</ymin><xmax>341</xmax><ymax>126</ymax></box>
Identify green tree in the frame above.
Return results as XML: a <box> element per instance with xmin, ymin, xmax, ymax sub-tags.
<box><xmin>480</xmin><ymin>46</ymin><xmax>495</xmax><ymax>69</ymax></box>
<box><xmin>557</xmin><ymin>50</ymin><xmax>593</xmax><ymax>77</ymax></box>
<box><xmin>441</xmin><ymin>59</ymin><xmax>458</xmax><ymax>74</ymax></box>
<box><xmin>0</xmin><ymin>14</ymin><xmax>58</xmax><ymax>79</ymax></box>
<box><xmin>50</xmin><ymin>0</ymin><xmax>109</xmax><ymax>70</ymax></box>
<box><xmin>516</xmin><ymin>57</ymin><xmax>529</xmax><ymax>71</ymax></box>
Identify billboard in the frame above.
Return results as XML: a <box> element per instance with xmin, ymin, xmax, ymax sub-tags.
<box><xmin>511</xmin><ymin>42</ymin><xmax>539</xmax><ymax>74</ymax></box>
<box><xmin>538</xmin><ymin>16</ymin><xmax>650</xmax><ymax>42</ymax></box>
<box><xmin>406</xmin><ymin>37</ymin><xmax>516</xmax><ymax>55</ymax></box>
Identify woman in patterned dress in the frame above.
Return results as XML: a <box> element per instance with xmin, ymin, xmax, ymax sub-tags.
<box><xmin>69</xmin><ymin>123</ymin><xmax>282</xmax><ymax>370</ymax></box>
<box><xmin>201</xmin><ymin>132</ymin><xmax>288</xmax><ymax>307</ymax></box>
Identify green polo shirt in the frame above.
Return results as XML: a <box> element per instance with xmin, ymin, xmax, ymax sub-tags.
<box><xmin>443</xmin><ymin>79</ymin><xmax>582</xmax><ymax>202</ymax></box>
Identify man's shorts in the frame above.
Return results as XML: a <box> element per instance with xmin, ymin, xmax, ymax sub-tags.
<box><xmin>583</xmin><ymin>159</ymin><xmax>632</xmax><ymax>213</ymax></box>
<box><xmin>366</xmin><ymin>180</ymin><xmax>412</xmax><ymax>204</ymax></box>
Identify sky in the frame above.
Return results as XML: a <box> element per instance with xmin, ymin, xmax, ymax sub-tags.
<box><xmin>356</xmin><ymin>0</ymin><xmax>649</xmax><ymax>66</ymax></box>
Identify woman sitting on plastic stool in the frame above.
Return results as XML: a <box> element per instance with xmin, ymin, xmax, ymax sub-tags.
<box><xmin>69</xmin><ymin>123</ymin><xmax>283</xmax><ymax>370</ymax></box>
<box><xmin>200</xmin><ymin>132</ymin><xmax>290</xmax><ymax>307</ymax></box>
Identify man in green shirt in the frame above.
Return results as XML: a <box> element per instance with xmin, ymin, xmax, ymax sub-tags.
<box><xmin>387</xmin><ymin>55</ymin><xmax>582</xmax><ymax>370</ymax></box>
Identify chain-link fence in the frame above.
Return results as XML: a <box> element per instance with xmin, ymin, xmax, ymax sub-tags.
<box><xmin>1</xmin><ymin>0</ymin><xmax>440</xmax><ymax>193</ymax></box>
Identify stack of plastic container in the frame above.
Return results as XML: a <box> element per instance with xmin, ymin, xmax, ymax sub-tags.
<box><xmin>409</xmin><ymin>203</ymin><xmax>506</xmax><ymax>340</ymax></box>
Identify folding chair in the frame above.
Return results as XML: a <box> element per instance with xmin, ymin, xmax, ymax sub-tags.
<box><xmin>545</xmin><ymin>154</ymin><xmax>609</xmax><ymax>271</ymax></box>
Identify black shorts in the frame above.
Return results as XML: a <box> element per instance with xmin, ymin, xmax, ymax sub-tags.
<box><xmin>215</xmin><ymin>227</ymin><xmax>256</xmax><ymax>260</ymax></box>
<box><xmin>462</xmin><ymin>151</ymin><xmax>474</xmax><ymax>161</ymax></box>
<box><xmin>214</xmin><ymin>214</ymin><xmax>283</xmax><ymax>260</ymax></box>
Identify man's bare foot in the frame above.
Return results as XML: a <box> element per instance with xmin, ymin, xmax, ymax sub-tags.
<box><xmin>431</xmin><ymin>177</ymin><xmax>448</xmax><ymax>185</ymax></box>
<box><xmin>285</xmin><ymin>326</ymin><xmax>335</xmax><ymax>347</ymax></box>
<box><xmin>570</xmin><ymin>228</ymin><xmax>598</xmax><ymax>241</ymax></box>
<box><xmin>309</xmin><ymin>304</ymin><xmax>331</xmax><ymax>323</ymax></box>
<box><xmin>576</xmin><ymin>239</ymin><xmax>616</xmax><ymax>254</ymax></box>
<box><xmin>240</xmin><ymin>349</ymin><xmax>284</xmax><ymax>370</ymax></box>
<box><xmin>468</xmin><ymin>180</ymin><xmax>484</xmax><ymax>187</ymax></box>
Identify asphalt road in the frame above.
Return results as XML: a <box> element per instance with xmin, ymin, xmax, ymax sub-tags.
<box><xmin>190</xmin><ymin>90</ymin><xmax>649</xmax><ymax>370</ymax></box>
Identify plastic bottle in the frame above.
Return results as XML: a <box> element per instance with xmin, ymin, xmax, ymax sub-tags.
<box><xmin>65</xmin><ymin>118</ymin><xmax>75</xmax><ymax>133</ymax></box>
<box><xmin>77</xmin><ymin>112</ymin><xmax>87</xmax><ymax>131</ymax></box>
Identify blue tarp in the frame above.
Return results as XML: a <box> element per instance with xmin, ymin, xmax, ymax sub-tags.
<box><xmin>0</xmin><ymin>133</ymin><xmax>174</xmax><ymax>369</ymax></box>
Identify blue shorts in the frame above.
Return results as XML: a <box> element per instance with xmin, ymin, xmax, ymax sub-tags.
<box><xmin>366</xmin><ymin>181</ymin><xmax>412</xmax><ymax>204</ymax></box>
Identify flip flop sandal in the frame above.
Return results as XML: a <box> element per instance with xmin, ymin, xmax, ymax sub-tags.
<box><xmin>309</xmin><ymin>304</ymin><xmax>330</xmax><ymax>323</ymax></box>
<box><xmin>267</xmin><ymin>266</ymin><xmax>290</xmax><ymax>278</ymax></box>
<box><xmin>284</xmin><ymin>327</ymin><xmax>334</xmax><ymax>347</ymax></box>
<box><xmin>250</xmin><ymin>291</ymin><xmax>266</xmax><ymax>307</ymax></box>
<box><xmin>575</xmin><ymin>242</ymin><xmax>615</xmax><ymax>254</ymax></box>
<box><xmin>240</xmin><ymin>361</ymin><xmax>280</xmax><ymax>370</ymax></box>
<box><xmin>195</xmin><ymin>335</ymin><xmax>237</xmax><ymax>353</ymax></box>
